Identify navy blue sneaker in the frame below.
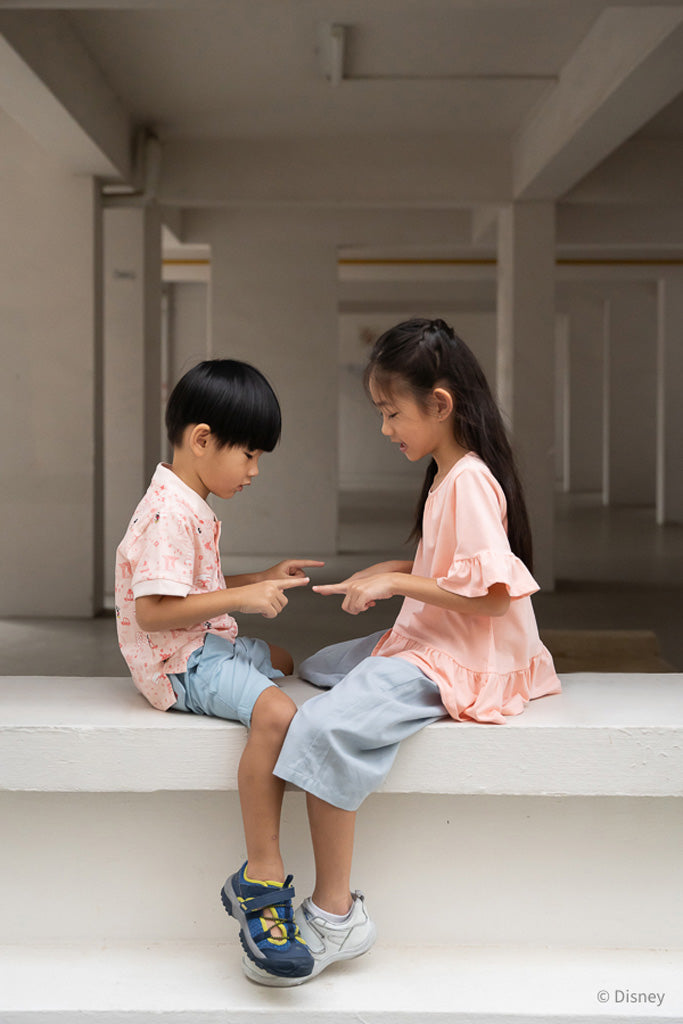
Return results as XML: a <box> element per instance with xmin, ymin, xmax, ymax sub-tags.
<box><xmin>221</xmin><ymin>863</ymin><xmax>314</xmax><ymax>984</ymax></box>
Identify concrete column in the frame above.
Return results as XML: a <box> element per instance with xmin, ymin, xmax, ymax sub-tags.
<box><xmin>554</xmin><ymin>313</ymin><xmax>570</xmax><ymax>492</ymax></box>
<box><xmin>0</xmin><ymin>109</ymin><xmax>103</xmax><ymax>616</ymax></box>
<box><xmin>496</xmin><ymin>202</ymin><xmax>556</xmax><ymax>588</ymax></box>
<box><xmin>185</xmin><ymin>209</ymin><xmax>338</xmax><ymax>557</ymax></box>
<box><xmin>656</xmin><ymin>272</ymin><xmax>683</xmax><ymax>524</ymax></box>
<box><xmin>606</xmin><ymin>284</ymin><xmax>657</xmax><ymax>506</ymax></box>
<box><xmin>601</xmin><ymin>299</ymin><xmax>611</xmax><ymax>506</ymax></box>
<box><xmin>103</xmin><ymin>204</ymin><xmax>162</xmax><ymax>599</ymax></box>
<box><xmin>562</xmin><ymin>293</ymin><xmax>605</xmax><ymax>494</ymax></box>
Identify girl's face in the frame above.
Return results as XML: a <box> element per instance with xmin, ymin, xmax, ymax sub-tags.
<box><xmin>368</xmin><ymin>377</ymin><xmax>451</xmax><ymax>463</ymax></box>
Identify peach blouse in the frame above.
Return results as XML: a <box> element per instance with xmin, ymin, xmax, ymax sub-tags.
<box><xmin>373</xmin><ymin>453</ymin><xmax>561</xmax><ymax>723</ymax></box>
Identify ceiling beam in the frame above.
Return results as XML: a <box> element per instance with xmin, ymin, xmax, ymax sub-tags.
<box><xmin>160</xmin><ymin>136</ymin><xmax>511</xmax><ymax>209</ymax></box>
<box><xmin>0</xmin><ymin>11</ymin><xmax>132</xmax><ymax>177</ymax></box>
<box><xmin>565</xmin><ymin>137</ymin><xmax>683</xmax><ymax>206</ymax></box>
<box><xmin>513</xmin><ymin>5</ymin><xmax>683</xmax><ymax>200</ymax></box>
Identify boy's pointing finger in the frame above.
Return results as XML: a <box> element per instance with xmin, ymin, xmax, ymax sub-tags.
<box><xmin>277</xmin><ymin>576</ymin><xmax>311</xmax><ymax>589</ymax></box>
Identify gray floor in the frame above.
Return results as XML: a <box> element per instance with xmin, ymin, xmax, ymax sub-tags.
<box><xmin>1</xmin><ymin>492</ymin><xmax>682</xmax><ymax>675</ymax></box>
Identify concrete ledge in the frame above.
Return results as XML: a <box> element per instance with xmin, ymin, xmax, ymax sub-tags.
<box><xmin>1</xmin><ymin>673</ymin><xmax>682</xmax><ymax>795</ymax></box>
<box><xmin>0</xmin><ymin>942</ymin><xmax>681</xmax><ymax>1023</ymax></box>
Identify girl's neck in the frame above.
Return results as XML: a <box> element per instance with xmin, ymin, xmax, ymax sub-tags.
<box><xmin>431</xmin><ymin>437</ymin><xmax>469</xmax><ymax>488</ymax></box>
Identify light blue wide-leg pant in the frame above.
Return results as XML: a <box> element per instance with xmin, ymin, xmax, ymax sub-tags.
<box><xmin>273</xmin><ymin>632</ymin><xmax>446</xmax><ymax>811</ymax></box>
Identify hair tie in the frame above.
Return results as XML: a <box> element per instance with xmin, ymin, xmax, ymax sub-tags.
<box><xmin>430</xmin><ymin>318</ymin><xmax>454</xmax><ymax>339</ymax></box>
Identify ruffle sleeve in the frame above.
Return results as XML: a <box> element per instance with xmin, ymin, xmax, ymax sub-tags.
<box><xmin>433</xmin><ymin>460</ymin><xmax>538</xmax><ymax>599</ymax></box>
<box><xmin>437</xmin><ymin>548</ymin><xmax>539</xmax><ymax>599</ymax></box>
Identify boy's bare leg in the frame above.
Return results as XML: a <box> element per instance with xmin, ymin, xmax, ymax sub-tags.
<box><xmin>238</xmin><ymin>686</ymin><xmax>296</xmax><ymax>884</ymax></box>
<box><xmin>306</xmin><ymin>793</ymin><xmax>356</xmax><ymax>915</ymax></box>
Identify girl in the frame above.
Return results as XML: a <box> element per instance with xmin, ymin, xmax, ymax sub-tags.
<box><xmin>266</xmin><ymin>318</ymin><xmax>561</xmax><ymax>987</ymax></box>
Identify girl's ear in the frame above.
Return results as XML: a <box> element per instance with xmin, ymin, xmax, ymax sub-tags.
<box><xmin>433</xmin><ymin>387</ymin><xmax>454</xmax><ymax>421</ymax></box>
<box><xmin>188</xmin><ymin>423</ymin><xmax>213</xmax><ymax>455</ymax></box>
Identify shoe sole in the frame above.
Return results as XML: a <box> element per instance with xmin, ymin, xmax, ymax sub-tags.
<box><xmin>221</xmin><ymin>883</ymin><xmax>313</xmax><ymax>982</ymax></box>
<box><xmin>241</xmin><ymin>955</ymin><xmax>312</xmax><ymax>988</ymax></box>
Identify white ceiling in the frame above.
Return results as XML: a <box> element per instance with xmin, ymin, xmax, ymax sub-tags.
<box><xmin>64</xmin><ymin>1</ymin><xmax>635</xmax><ymax>140</ymax></box>
<box><xmin>1</xmin><ymin>0</ymin><xmax>682</xmax><ymax>228</ymax></box>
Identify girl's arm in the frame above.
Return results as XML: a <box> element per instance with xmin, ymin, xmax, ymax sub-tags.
<box><xmin>136</xmin><ymin>576</ymin><xmax>310</xmax><ymax>632</ymax></box>
<box><xmin>224</xmin><ymin>558</ymin><xmax>324</xmax><ymax>588</ymax></box>
<box><xmin>346</xmin><ymin>559</ymin><xmax>414</xmax><ymax>581</ymax></box>
<box><xmin>313</xmin><ymin>573</ymin><xmax>510</xmax><ymax>617</ymax></box>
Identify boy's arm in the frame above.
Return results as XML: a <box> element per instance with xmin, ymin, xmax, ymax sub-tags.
<box><xmin>136</xmin><ymin>576</ymin><xmax>310</xmax><ymax>632</ymax></box>
<box><xmin>224</xmin><ymin>558</ymin><xmax>325</xmax><ymax>588</ymax></box>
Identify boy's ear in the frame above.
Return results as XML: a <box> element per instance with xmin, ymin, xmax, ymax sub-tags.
<box><xmin>187</xmin><ymin>423</ymin><xmax>213</xmax><ymax>455</ymax></box>
<box><xmin>433</xmin><ymin>387</ymin><xmax>454</xmax><ymax>420</ymax></box>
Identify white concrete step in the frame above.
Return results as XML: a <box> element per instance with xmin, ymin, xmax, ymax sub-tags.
<box><xmin>1</xmin><ymin>672</ymin><xmax>682</xmax><ymax>1014</ymax></box>
<box><xmin>2</xmin><ymin>673</ymin><xmax>683</xmax><ymax>795</ymax></box>
<box><xmin>0</xmin><ymin>942</ymin><xmax>680</xmax><ymax>1022</ymax></box>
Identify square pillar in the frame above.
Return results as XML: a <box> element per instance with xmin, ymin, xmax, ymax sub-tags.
<box><xmin>605</xmin><ymin>284</ymin><xmax>657</xmax><ymax>507</ymax></box>
<box><xmin>656</xmin><ymin>272</ymin><xmax>683</xmax><ymax>524</ymax></box>
<box><xmin>103</xmin><ymin>204</ymin><xmax>162</xmax><ymax>600</ymax></box>
<box><xmin>0</xmin><ymin>109</ymin><xmax>103</xmax><ymax>616</ymax></box>
<box><xmin>497</xmin><ymin>202</ymin><xmax>556</xmax><ymax>588</ymax></box>
<box><xmin>186</xmin><ymin>209</ymin><xmax>339</xmax><ymax>556</ymax></box>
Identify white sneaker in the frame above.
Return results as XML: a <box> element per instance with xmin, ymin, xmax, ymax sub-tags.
<box><xmin>293</xmin><ymin>891</ymin><xmax>376</xmax><ymax>977</ymax></box>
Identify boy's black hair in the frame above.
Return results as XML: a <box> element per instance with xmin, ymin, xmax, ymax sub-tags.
<box><xmin>165</xmin><ymin>359</ymin><xmax>281</xmax><ymax>452</ymax></box>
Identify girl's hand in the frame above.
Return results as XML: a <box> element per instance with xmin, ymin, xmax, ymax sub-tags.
<box><xmin>234</xmin><ymin>576</ymin><xmax>310</xmax><ymax>618</ymax></box>
<box><xmin>313</xmin><ymin>573</ymin><xmax>398</xmax><ymax>615</ymax></box>
<box><xmin>262</xmin><ymin>558</ymin><xmax>325</xmax><ymax>580</ymax></box>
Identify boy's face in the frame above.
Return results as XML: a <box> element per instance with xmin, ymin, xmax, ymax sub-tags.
<box><xmin>199</xmin><ymin>437</ymin><xmax>263</xmax><ymax>501</ymax></box>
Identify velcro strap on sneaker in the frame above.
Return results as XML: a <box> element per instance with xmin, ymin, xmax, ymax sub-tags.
<box><xmin>243</xmin><ymin>885</ymin><xmax>296</xmax><ymax>914</ymax></box>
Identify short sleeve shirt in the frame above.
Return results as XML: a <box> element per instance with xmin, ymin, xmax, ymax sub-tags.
<box><xmin>115</xmin><ymin>463</ymin><xmax>238</xmax><ymax>710</ymax></box>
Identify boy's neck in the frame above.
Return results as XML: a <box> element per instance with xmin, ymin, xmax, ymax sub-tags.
<box><xmin>169</xmin><ymin>451</ymin><xmax>210</xmax><ymax>501</ymax></box>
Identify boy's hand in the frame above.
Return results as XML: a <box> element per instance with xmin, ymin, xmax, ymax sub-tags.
<box><xmin>235</xmin><ymin>576</ymin><xmax>310</xmax><ymax>618</ymax></box>
<box><xmin>313</xmin><ymin>573</ymin><xmax>397</xmax><ymax>615</ymax></box>
<box><xmin>262</xmin><ymin>558</ymin><xmax>325</xmax><ymax>580</ymax></box>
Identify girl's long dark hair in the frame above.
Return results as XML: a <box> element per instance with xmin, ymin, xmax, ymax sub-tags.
<box><xmin>364</xmin><ymin>318</ymin><xmax>534</xmax><ymax>572</ymax></box>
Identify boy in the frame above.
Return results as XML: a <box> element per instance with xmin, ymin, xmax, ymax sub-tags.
<box><xmin>115</xmin><ymin>359</ymin><xmax>322</xmax><ymax>983</ymax></box>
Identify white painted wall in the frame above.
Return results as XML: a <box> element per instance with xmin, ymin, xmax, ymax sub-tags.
<box><xmin>2</xmin><ymin>790</ymin><xmax>681</xmax><ymax>950</ymax></box>
<box><xmin>167</xmin><ymin>281</ymin><xmax>210</xmax><ymax>386</ymax></box>
<box><xmin>0</xmin><ymin>108</ymin><xmax>101</xmax><ymax>616</ymax></box>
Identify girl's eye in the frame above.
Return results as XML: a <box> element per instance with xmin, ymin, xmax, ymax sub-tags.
<box><xmin>245</xmin><ymin>452</ymin><xmax>254</xmax><ymax>460</ymax></box>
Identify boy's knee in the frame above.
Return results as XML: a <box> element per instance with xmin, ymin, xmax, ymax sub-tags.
<box><xmin>251</xmin><ymin>686</ymin><xmax>296</xmax><ymax>741</ymax></box>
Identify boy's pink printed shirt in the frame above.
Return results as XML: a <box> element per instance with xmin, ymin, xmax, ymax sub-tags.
<box><xmin>115</xmin><ymin>463</ymin><xmax>238</xmax><ymax>710</ymax></box>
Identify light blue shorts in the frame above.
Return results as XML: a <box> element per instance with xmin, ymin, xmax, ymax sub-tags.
<box><xmin>273</xmin><ymin>631</ymin><xmax>446</xmax><ymax>811</ymax></box>
<box><xmin>168</xmin><ymin>632</ymin><xmax>282</xmax><ymax>728</ymax></box>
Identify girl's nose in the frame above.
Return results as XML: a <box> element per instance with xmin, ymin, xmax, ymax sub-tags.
<box><xmin>381</xmin><ymin>416</ymin><xmax>392</xmax><ymax>436</ymax></box>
